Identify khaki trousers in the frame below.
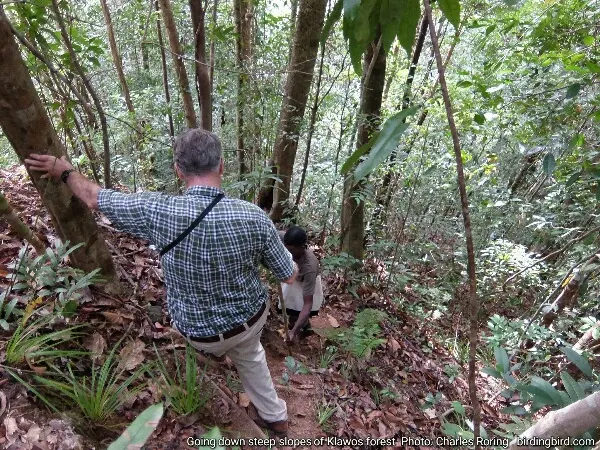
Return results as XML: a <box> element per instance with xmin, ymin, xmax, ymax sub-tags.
<box><xmin>183</xmin><ymin>301</ymin><xmax>287</xmax><ymax>423</ymax></box>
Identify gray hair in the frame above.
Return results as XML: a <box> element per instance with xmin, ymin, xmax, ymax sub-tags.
<box><xmin>173</xmin><ymin>128</ymin><xmax>222</xmax><ymax>176</ymax></box>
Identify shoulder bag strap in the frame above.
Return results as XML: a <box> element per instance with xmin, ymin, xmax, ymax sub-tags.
<box><xmin>159</xmin><ymin>193</ymin><xmax>225</xmax><ymax>257</ymax></box>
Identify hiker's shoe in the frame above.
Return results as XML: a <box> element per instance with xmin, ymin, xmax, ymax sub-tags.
<box><xmin>253</xmin><ymin>417</ymin><xmax>288</xmax><ymax>437</ymax></box>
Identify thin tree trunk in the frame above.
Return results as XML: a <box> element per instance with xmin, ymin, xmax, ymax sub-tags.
<box><xmin>209</xmin><ymin>0</ymin><xmax>218</xmax><ymax>92</ymax></box>
<box><xmin>0</xmin><ymin>191</ymin><xmax>46</xmax><ymax>255</ymax></box>
<box><xmin>377</xmin><ymin>14</ymin><xmax>428</xmax><ymax>212</ymax></box>
<box><xmin>233</xmin><ymin>0</ymin><xmax>253</xmax><ymax>178</ymax></box>
<box><xmin>423</xmin><ymin>0</ymin><xmax>481</xmax><ymax>443</ymax></box>
<box><xmin>189</xmin><ymin>0</ymin><xmax>212</xmax><ymax>130</ymax></box>
<box><xmin>0</xmin><ymin>6</ymin><xmax>116</xmax><ymax>279</ymax></box>
<box><xmin>51</xmin><ymin>0</ymin><xmax>112</xmax><ymax>188</ymax></box>
<box><xmin>320</xmin><ymin>81</ymin><xmax>350</xmax><ymax>245</ymax></box>
<box><xmin>341</xmin><ymin>35</ymin><xmax>386</xmax><ymax>262</ymax></box>
<box><xmin>155</xmin><ymin>0</ymin><xmax>175</xmax><ymax>139</ymax></box>
<box><xmin>100</xmin><ymin>0</ymin><xmax>145</xmax><ymax>162</ymax></box>
<box><xmin>294</xmin><ymin>41</ymin><xmax>326</xmax><ymax>207</ymax></box>
<box><xmin>262</xmin><ymin>0</ymin><xmax>328</xmax><ymax>221</ymax></box>
<box><xmin>158</xmin><ymin>0</ymin><xmax>197</xmax><ymax>129</ymax></box>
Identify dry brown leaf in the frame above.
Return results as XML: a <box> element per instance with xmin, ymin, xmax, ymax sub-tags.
<box><xmin>388</xmin><ymin>337</ymin><xmax>401</xmax><ymax>353</ymax></box>
<box><xmin>238</xmin><ymin>392</ymin><xmax>250</xmax><ymax>408</ymax></box>
<box><xmin>83</xmin><ymin>333</ymin><xmax>106</xmax><ymax>359</ymax></box>
<box><xmin>327</xmin><ymin>314</ymin><xmax>340</xmax><ymax>328</ymax></box>
<box><xmin>101</xmin><ymin>311</ymin><xmax>124</xmax><ymax>325</ymax></box>
<box><xmin>117</xmin><ymin>339</ymin><xmax>145</xmax><ymax>371</ymax></box>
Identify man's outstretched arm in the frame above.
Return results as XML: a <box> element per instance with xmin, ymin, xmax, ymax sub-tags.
<box><xmin>24</xmin><ymin>154</ymin><xmax>100</xmax><ymax>209</ymax></box>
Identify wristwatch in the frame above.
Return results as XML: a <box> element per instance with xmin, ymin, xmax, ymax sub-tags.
<box><xmin>60</xmin><ymin>169</ymin><xmax>76</xmax><ymax>183</ymax></box>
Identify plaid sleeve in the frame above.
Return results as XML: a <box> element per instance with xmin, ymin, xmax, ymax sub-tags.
<box><xmin>262</xmin><ymin>222</ymin><xmax>294</xmax><ymax>281</ymax></box>
<box><xmin>97</xmin><ymin>189</ymin><xmax>151</xmax><ymax>241</ymax></box>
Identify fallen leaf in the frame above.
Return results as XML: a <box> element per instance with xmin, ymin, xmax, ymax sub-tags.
<box><xmin>101</xmin><ymin>311</ymin><xmax>124</xmax><ymax>325</ymax></box>
<box><xmin>423</xmin><ymin>408</ymin><xmax>437</xmax><ymax>419</ymax></box>
<box><xmin>117</xmin><ymin>339</ymin><xmax>145</xmax><ymax>371</ymax></box>
<box><xmin>238</xmin><ymin>392</ymin><xmax>250</xmax><ymax>408</ymax></box>
<box><xmin>83</xmin><ymin>333</ymin><xmax>106</xmax><ymax>359</ymax></box>
<box><xmin>327</xmin><ymin>314</ymin><xmax>340</xmax><ymax>328</ymax></box>
<box><xmin>388</xmin><ymin>337</ymin><xmax>401</xmax><ymax>353</ymax></box>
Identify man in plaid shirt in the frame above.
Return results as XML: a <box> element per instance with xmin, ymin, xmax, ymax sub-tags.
<box><xmin>25</xmin><ymin>128</ymin><xmax>298</xmax><ymax>437</ymax></box>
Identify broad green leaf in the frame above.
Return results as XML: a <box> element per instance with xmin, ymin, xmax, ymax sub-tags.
<box><xmin>353</xmin><ymin>0</ymin><xmax>377</xmax><ymax>44</ymax></box>
<box><xmin>349</xmin><ymin>35</ymin><xmax>364</xmax><ymax>76</ymax></box>
<box><xmin>343</xmin><ymin>0</ymin><xmax>361</xmax><ymax>22</ymax></box>
<box><xmin>494</xmin><ymin>347</ymin><xmax>509</xmax><ymax>373</ymax></box>
<box><xmin>438</xmin><ymin>0</ymin><xmax>460</xmax><ymax>28</ymax></box>
<box><xmin>565</xmin><ymin>171</ymin><xmax>581</xmax><ymax>187</ymax></box>
<box><xmin>560</xmin><ymin>346</ymin><xmax>593</xmax><ymax>378</ymax></box>
<box><xmin>474</xmin><ymin>113</ymin><xmax>486</xmax><ymax>125</ymax></box>
<box><xmin>341</xmin><ymin>133</ymin><xmax>379</xmax><ymax>175</ymax></box>
<box><xmin>542</xmin><ymin>153</ymin><xmax>556</xmax><ymax>176</ymax></box>
<box><xmin>521</xmin><ymin>385</ymin><xmax>555</xmax><ymax>407</ymax></box>
<box><xmin>353</xmin><ymin>107</ymin><xmax>419</xmax><ymax>181</ymax></box>
<box><xmin>566</xmin><ymin>83</ymin><xmax>581</xmax><ymax>99</ymax></box>
<box><xmin>529</xmin><ymin>377</ymin><xmax>564</xmax><ymax>406</ymax></box>
<box><xmin>107</xmin><ymin>403</ymin><xmax>164</xmax><ymax>450</ymax></box>
<box><xmin>396</xmin><ymin>0</ymin><xmax>421</xmax><ymax>56</ymax></box>
<box><xmin>451</xmin><ymin>401</ymin><xmax>465</xmax><ymax>415</ymax></box>
<box><xmin>583</xmin><ymin>35</ymin><xmax>595</xmax><ymax>46</ymax></box>
<box><xmin>560</xmin><ymin>372</ymin><xmax>585</xmax><ymax>402</ymax></box>
<box><xmin>486</xmin><ymin>369</ymin><xmax>505</xmax><ymax>383</ymax></box>
<box><xmin>457</xmin><ymin>80</ymin><xmax>472</xmax><ymax>88</ymax></box>
<box><xmin>380</xmin><ymin>0</ymin><xmax>401</xmax><ymax>53</ymax></box>
<box><xmin>320</xmin><ymin>0</ymin><xmax>343</xmax><ymax>48</ymax></box>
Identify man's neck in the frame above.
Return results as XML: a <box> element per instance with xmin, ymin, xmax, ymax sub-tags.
<box><xmin>184</xmin><ymin>174</ymin><xmax>222</xmax><ymax>190</ymax></box>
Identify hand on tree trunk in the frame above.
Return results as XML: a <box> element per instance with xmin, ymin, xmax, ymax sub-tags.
<box><xmin>25</xmin><ymin>154</ymin><xmax>74</xmax><ymax>180</ymax></box>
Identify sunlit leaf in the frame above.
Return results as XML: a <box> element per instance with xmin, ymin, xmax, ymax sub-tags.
<box><xmin>107</xmin><ymin>403</ymin><xmax>164</xmax><ymax>450</ymax></box>
<box><xmin>353</xmin><ymin>107</ymin><xmax>418</xmax><ymax>181</ymax></box>
<box><xmin>438</xmin><ymin>0</ymin><xmax>460</xmax><ymax>28</ymax></box>
<box><xmin>396</xmin><ymin>0</ymin><xmax>421</xmax><ymax>56</ymax></box>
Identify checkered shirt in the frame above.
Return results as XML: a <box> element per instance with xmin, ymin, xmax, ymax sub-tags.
<box><xmin>97</xmin><ymin>186</ymin><xmax>294</xmax><ymax>337</ymax></box>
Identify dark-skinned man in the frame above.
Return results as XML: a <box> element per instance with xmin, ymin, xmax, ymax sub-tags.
<box><xmin>278</xmin><ymin>226</ymin><xmax>323</xmax><ymax>343</ymax></box>
<box><xmin>25</xmin><ymin>128</ymin><xmax>298</xmax><ymax>437</ymax></box>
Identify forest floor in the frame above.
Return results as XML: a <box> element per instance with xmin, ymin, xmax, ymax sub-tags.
<box><xmin>0</xmin><ymin>166</ymin><xmax>506</xmax><ymax>449</ymax></box>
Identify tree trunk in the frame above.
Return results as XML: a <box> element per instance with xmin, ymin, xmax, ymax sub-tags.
<box><xmin>288</xmin><ymin>0</ymin><xmax>298</xmax><ymax>63</ymax></box>
<box><xmin>0</xmin><ymin>191</ymin><xmax>46</xmax><ymax>255</ymax></box>
<box><xmin>51</xmin><ymin>0</ymin><xmax>112</xmax><ymax>188</ymax></box>
<box><xmin>100</xmin><ymin>0</ymin><xmax>145</xmax><ymax>162</ymax></box>
<box><xmin>155</xmin><ymin>0</ymin><xmax>175</xmax><ymax>139</ymax></box>
<box><xmin>377</xmin><ymin>15</ymin><xmax>428</xmax><ymax>213</ymax></box>
<box><xmin>189</xmin><ymin>0</ymin><xmax>212</xmax><ymax>130</ymax></box>
<box><xmin>0</xmin><ymin>6</ymin><xmax>116</xmax><ymax>280</ymax></box>
<box><xmin>233</xmin><ymin>0</ymin><xmax>254</xmax><ymax>179</ymax></box>
<box><xmin>158</xmin><ymin>0</ymin><xmax>197</xmax><ymax>129</ymax></box>
<box><xmin>295</xmin><ymin>41</ymin><xmax>326</xmax><ymax>207</ymax></box>
<box><xmin>209</xmin><ymin>0</ymin><xmax>218</xmax><ymax>93</ymax></box>
<box><xmin>263</xmin><ymin>0</ymin><xmax>328</xmax><ymax>221</ymax></box>
<box><xmin>509</xmin><ymin>391</ymin><xmax>600</xmax><ymax>450</ymax></box>
<box><xmin>340</xmin><ymin>37</ymin><xmax>387</xmax><ymax>262</ymax></box>
<box><xmin>423</xmin><ymin>0</ymin><xmax>481</xmax><ymax>442</ymax></box>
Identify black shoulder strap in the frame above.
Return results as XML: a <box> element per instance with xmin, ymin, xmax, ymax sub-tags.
<box><xmin>160</xmin><ymin>193</ymin><xmax>225</xmax><ymax>257</ymax></box>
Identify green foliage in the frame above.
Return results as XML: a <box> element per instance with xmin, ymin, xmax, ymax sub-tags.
<box><xmin>283</xmin><ymin>356</ymin><xmax>310</xmax><ymax>375</ymax></box>
<box><xmin>319</xmin><ymin>345</ymin><xmax>338</xmax><ymax>368</ymax></box>
<box><xmin>8</xmin><ymin>242</ymin><xmax>103</xmax><ymax>317</ymax></box>
<box><xmin>32</xmin><ymin>341</ymin><xmax>148</xmax><ymax>422</ymax></box>
<box><xmin>5</xmin><ymin>314</ymin><xmax>86</xmax><ymax>366</ymax></box>
<box><xmin>437</xmin><ymin>0</ymin><xmax>460</xmax><ymax>29</ymax></box>
<box><xmin>151</xmin><ymin>344</ymin><xmax>211</xmax><ymax>416</ymax></box>
<box><xmin>351</xmin><ymin>106</ymin><xmax>419</xmax><ymax>181</ymax></box>
<box><xmin>0</xmin><ymin>290</ymin><xmax>20</xmax><ymax>331</ymax></box>
<box><xmin>108</xmin><ymin>403</ymin><xmax>164</xmax><ymax>450</ymax></box>
<box><xmin>316</xmin><ymin>308</ymin><xmax>388</xmax><ymax>359</ymax></box>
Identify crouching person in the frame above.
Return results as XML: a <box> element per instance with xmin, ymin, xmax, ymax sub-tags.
<box><xmin>279</xmin><ymin>226</ymin><xmax>324</xmax><ymax>342</ymax></box>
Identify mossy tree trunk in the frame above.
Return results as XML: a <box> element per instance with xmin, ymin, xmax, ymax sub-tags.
<box><xmin>0</xmin><ymin>6</ymin><xmax>117</xmax><ymax>280</ymax></box>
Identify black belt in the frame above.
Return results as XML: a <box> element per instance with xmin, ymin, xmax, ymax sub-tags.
<box><xmin>185</xmin><ymin>302</ymin><xmax>266</xmax><ymax>343</ymax></box>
